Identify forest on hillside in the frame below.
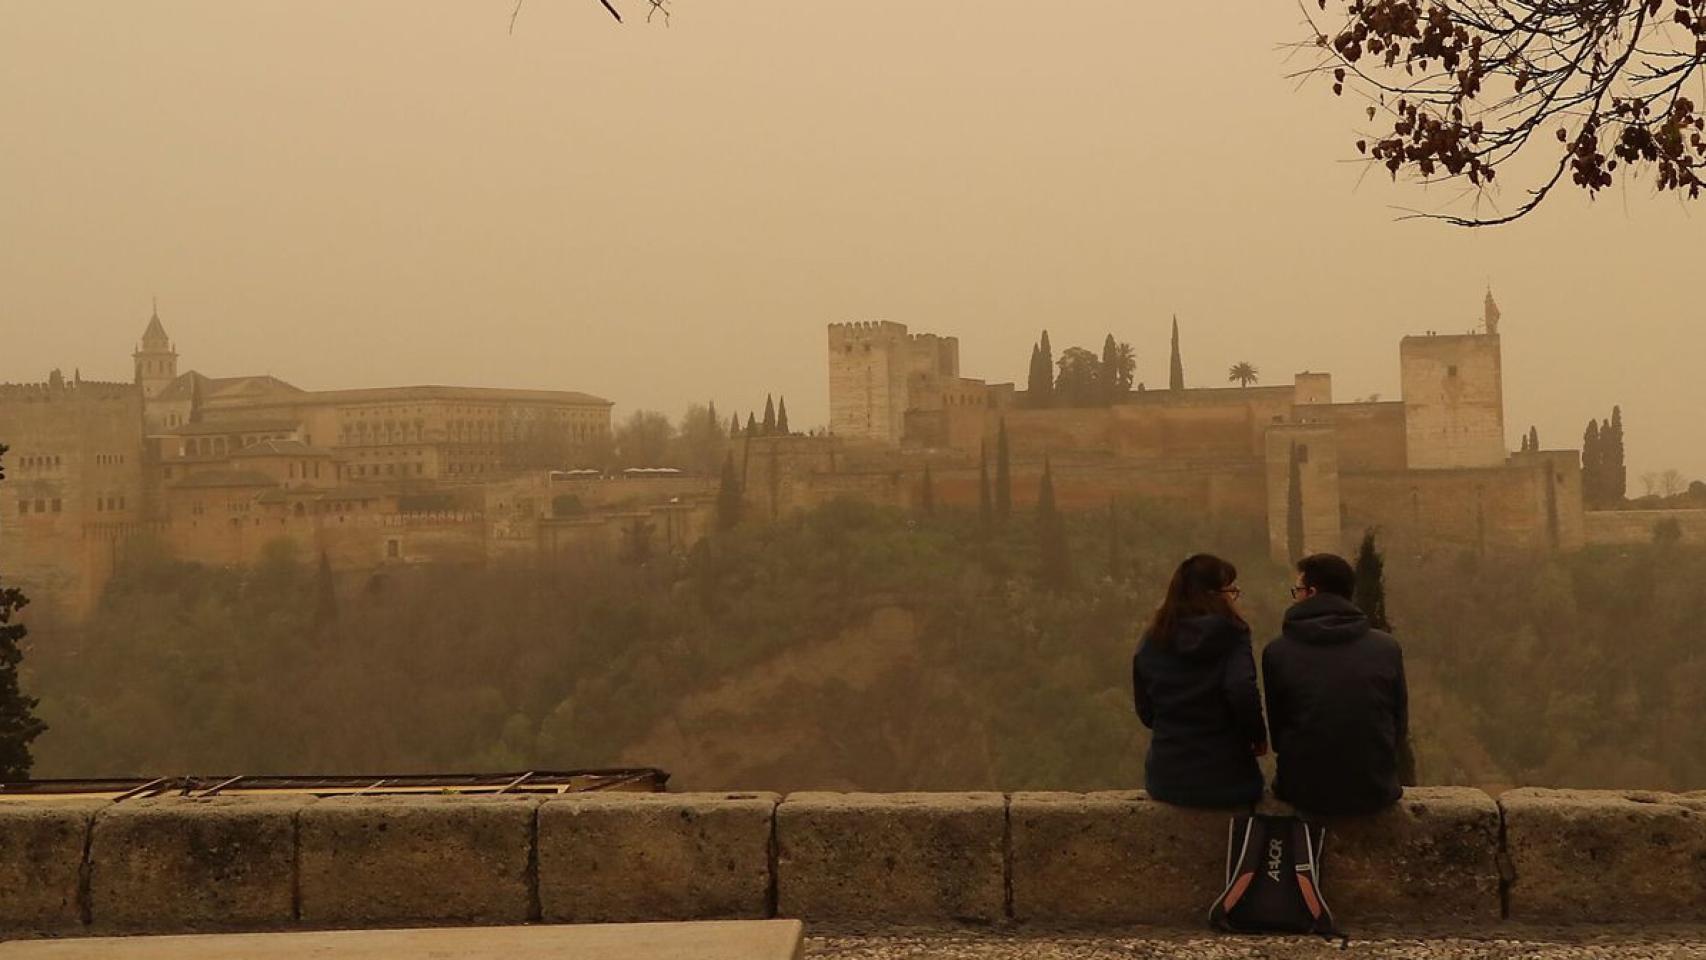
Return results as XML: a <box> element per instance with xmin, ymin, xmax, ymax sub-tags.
<box><xmin>20</xmin><ymin>498</ymin><xmax>1706</xmax><ymax>792</ymax></box>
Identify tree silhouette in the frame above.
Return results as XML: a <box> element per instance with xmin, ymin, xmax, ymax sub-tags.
<box><xmin>1352</xmin><ymin>529</ymin><xmax>1392</xmax><ymax>632</ymax></box>
<box><xmin>762</xmin><ymin>395</ymin><xmax>777</xmax><ymax>436</ymax></box>
<box><xmin>1287</xmin><ymin>442</ymin><xmax>1306</xmax><ymax>562</ymax></box>
<box><xmin>1112</xmin><ymin>341</ymin><xmax>1137</xmax><ymax>396</ymax></box>
<box><xmin>1228</xmin><ymin>361</ymin><xmax>1260</xmax><ymax>388</ymax></box>
<box><xmin>1169</xmin><ymin>316</ymin><xmax>1185</xmax><ymax>391</ymax></box>
<box><xmin>1037</xmin><ymin>456</ymin><xmax>1073</xmax><ymax>591</ymax></box>
<box><xmin>1028</xmin><ymin>332</ymin><xmax>1055</xmax><ymax>408</ymax></box>
<box><xmin>1054</xmin><ymin>347</ymin><xmax>1101</xmax><ymax>407</ymax></box>
<box><xmin>1303</xmin><ymin>0</ymin><xmax>1706</xmax><ymax>226</ymax></box>
<box><xmin>716</xmin><ymin>452</ymin><xmax>743</xmax><ymax>532</ymax></box>
<box><xmin>0</xmin><ymin>444</ymin><xmax>48</xmax><ymax>780</ymax></box>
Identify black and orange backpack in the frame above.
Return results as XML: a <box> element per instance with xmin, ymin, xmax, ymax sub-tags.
<box><xmin>1209</xmin><ymin>814</ymin><xmax>1340</xmax><ymax>937</ymax></box>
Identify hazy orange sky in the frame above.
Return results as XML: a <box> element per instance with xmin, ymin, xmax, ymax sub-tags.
<box><xmin>2</xmin><ymin>2</ymin><xmax>1700</xmax><ymax>481</ymax></box>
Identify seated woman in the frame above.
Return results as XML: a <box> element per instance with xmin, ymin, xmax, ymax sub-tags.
<box><xmin>1132</xmin><ymin>554</ymin><xmax>1268</xmax><ymax>808</ymax></box>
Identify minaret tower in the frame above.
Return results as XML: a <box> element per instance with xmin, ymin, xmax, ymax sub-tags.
<box><xmin>133</xmin><ymin>298</ymin><xmax>178</xmax><ymax>398</ymax></box>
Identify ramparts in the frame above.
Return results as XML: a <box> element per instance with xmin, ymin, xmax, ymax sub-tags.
<box><xmin>1</xmin><ymin>788</ymin><xmax>1701</xmax><ymax>937</ymax></box>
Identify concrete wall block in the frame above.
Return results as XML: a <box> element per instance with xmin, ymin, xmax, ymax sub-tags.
<box><xmin>1313</xmin><ymin>786</ymin><xmax>1502</xmax><ymax>926</ymax></box>
<box><xmin>298</xmin><ymin>796</ymin><xmax>536</xmax><ymax>926</ymax></box>
<box><xmin>1502</xmin><ymin>788</ymin><xmax>1706</xmax><ymax>923</ymax></box>
<box><xmin>88</xmin><ymin>797</ymin><xmax>305</xmax><ymax>932</ymax></box>
<box><xmin>0</xmin><ymin>801</ymin><xmax>102</xmax><ymax>933</ymax></box>
<box><xmin>777</xmin><ymin>792</ymin><xmax>1005</xmax><ymax>925</ymax></box>
<box><xmin>538</xmin><ymin>792</ymin><xmax>778</xmax><ymax>923</ymax></box>
<box><xmin>1009</xmin><ymin>791</ymin><xmax>1232</xmax><ymax>926</ymax></box>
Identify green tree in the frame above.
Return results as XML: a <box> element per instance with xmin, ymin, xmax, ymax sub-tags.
<box><xmin>716</xmin><ymin>452</ymin><xmax>743</xmax><ymax>532</ymax></box>
<box><xmin>1607</xmin><ymin>406</ymin><xmax>1627</xmax><ymax>501</ymax></box>
<box><xmin>313</xmin><ymin>551</ymin><xmax>338</xmax><ymax>629</ymax></box>
<box><xmin>1054</xmin><ymin>347</ymin><xmax>1100</xmax><ymax>407</ymax></box>
<box><xmin>0</xmin><ymin>444</ymin><xmax>48</xmax><ymax>780</ymax></box>
<box><xmin>729</xmin><ymin>412</ymin><xmax>741</xmax><ymax>438</ymax></box>
<box><xmin>745</xmin><ymin>413</ymin><xmax>758</xmax><ymax>438</ymax></box>
<box><xmin>1036</xmin><ymin>456</ymin><xmax>1073</xmax><ymax>591</ymax></box>
<box><xmin>1227</xmin><ymin>361</ymin><xmax>1259</xmax><ymax>388</ymax></box>
<box><xmin>776</xmin><ymin>397</ymin><xmax>790</xmax><ymax>436</ymax></box>
<box><xmin>762</xmin><ymin>395</ymin><xmax>777</xmax><ymax>436</ymax></box>
<box><xmin>1100</xmin><ymin>335</ymin><xmax>1120</xmax><ymax>404</ymax></box>
<box><xmin>1169</xmin><ymin>316</ymin><xmax>1185</xmax><ymax>391</ymax></box>
<box><xmin>1286</xmin><ymin>442</ymin><xmax>1305</xmax><ymax>562</ymax></box>
<box><xmin>994</xmin><ymin>419</ymin><xmax>1012</xmax><ymax>523</ymax></box>
<box><xmin>978</xmin><ymin>441</ymin><xmax>993</xmax><ymax>529</ymax></box>
<box><xmin>1527</xmin><ymin>425</ymin><xmax>1539</xmax><ymax>453</ymax></box>
<box><xmin>1028</xmin><ymin>332</ymin><xmax>1055</xmax><ymax>408</ymax></box>
<box><xmin>1352</xmin><ymin>529</ymin><xmax>1391</xmax><ymax>632</ymax></box>
<box><xmin>1583</xmin><ymin>419</ymin><xmax>1603</xmax><ymax>505</ymax></box>
<box><xmin>1112</xmin><ymin>341</ymin><xmax>1137</xmax><ymax>396</ymax></box>
<box><xmin>614</xmin><ymin>410</ymin><xmax>675</xmax><ymax>467</ymax></box>
<box><xmin>676</xmin><ymin>402</ymin><xmax>726</xmax><ymax>474</ymax></box>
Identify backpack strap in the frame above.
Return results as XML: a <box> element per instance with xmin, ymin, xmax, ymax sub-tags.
<box><xmin>1209</xmin><ymin>816</ymin><xmax>1257</xmax><ymax>927</ymax></box>
<box><xmin>1292</xmin><ymin>820</ymin><xmax>1340</xmax><ymax>937</ymax></box>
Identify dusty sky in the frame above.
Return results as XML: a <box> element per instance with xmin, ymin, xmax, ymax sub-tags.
<box><xmin>1</xmin><ymin>1</ymin><xmax>1700</xmax><ymax>482</ymax></box>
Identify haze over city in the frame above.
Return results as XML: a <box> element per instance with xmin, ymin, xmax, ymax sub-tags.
<box><xmin>1</xmin><ymin>1</ymin><xmax>1701</xmax><ymax>479</ymax></box>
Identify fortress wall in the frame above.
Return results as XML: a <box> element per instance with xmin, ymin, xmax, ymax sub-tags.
<box><xmin>1297</xmin><ymin>401</ymin><xmax>1408</xmax><ymax>472</ymax></box>
<box><xmin>1582</xmin><ymin>508</ymin><xmax>1706</xmax><ymax>546</ymax></box>
<box><xmin>1340</xmin><ymin>456</ymin><xmax>1580</xmax><ymax>555</ymax></box>
<box><xmin>2</xmin><ymin>787</ymin><xmax>1698</xmax><ymax>937</ymax></box>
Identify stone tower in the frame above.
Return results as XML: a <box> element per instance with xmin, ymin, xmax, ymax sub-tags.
<box><xmin>827</xmin><ymin>322</ymin><xmax>960</xmax><ymax>444</ymax></box>
<box><xmin>133</xmin><ymin>301</ymin><xmax>178</xmax><ymax>399</ymax></box>
<box><xmin>1399</xmin><ymin>298</ymin><xmax>1506</xmax><ymax>469</ymax></box>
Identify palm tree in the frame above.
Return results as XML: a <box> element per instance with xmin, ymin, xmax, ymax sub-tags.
<box><xmin>1228</xmin><ymin>361</ymin><xmax>1259</xmax><ymax>388</ymax></box>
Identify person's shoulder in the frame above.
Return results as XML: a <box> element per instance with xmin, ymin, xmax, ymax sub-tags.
<box><xmin>1363</xmin><ymin>627</ymin><xmax>1403</xmax><ymax>655</ymax></box>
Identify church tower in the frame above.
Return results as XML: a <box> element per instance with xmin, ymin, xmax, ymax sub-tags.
<box><xmin>133</xmin><ymin>300</ymin><xmax>178</xmax><ymax>398</ymax></box>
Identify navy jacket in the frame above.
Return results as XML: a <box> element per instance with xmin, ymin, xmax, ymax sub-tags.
<box><xmin>1132</xmin><ymin>614</ymin><xmax>1267</xmax><ymax>808</ymax></box>
<box><xmin>1263</xmin><ymin>593</ymin><xmax>1409</xmax><ymax>816</ymax></box>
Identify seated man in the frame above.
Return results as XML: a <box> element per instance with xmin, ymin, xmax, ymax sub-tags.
<box><xmin>1262</xmin><ymin>553</ymin><xmax>1409</xmax><ymax>816</ymax></box>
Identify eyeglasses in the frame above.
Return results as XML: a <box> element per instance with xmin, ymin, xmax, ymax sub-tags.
<box><xmin>1219</xmin><ymin>586</ymin><xmax>1243</xmax><ymax>600</ymax></box>
<box><xmin>1289</xmin><ymin>586</ymin><xmax>1311</xmax><ymax>600</ymax></box>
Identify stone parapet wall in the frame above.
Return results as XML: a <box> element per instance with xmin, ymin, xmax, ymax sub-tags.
<box><xmin>1</xmin><ymin>787</ymin><xmax>1702</xmax><ymax>938</ymax></box>
<box><xmin>1583</xmin><ymin>508</ymin><xmax>1706</xmax><ymax>546</ymax></box>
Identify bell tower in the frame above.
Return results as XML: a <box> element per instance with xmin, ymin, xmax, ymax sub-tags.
<box><xmin>133</xmin><ymin>299</ymin><xmax>178</xmax><ymax>398</ymax></box>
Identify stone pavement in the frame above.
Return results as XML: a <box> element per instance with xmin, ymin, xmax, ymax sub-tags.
<box><xmin>806</xmin><ymin>930</ymin><xmax>1706</xmax><ymax>959</ymax></box>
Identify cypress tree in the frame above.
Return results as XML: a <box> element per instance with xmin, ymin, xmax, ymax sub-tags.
<box><xmin>1352</xmin><ymin>529</ymin><xmax>1391</xmax><ymax>631</ymax></box>
<box><xmin>730</xmin><ymin>412</ymin><xmax>741</xmax><ymax>438</ymax></box>
<box><xmin>1033</xmin><ymin>331</ymin><xmax>1055</xmax><ymax>407</ymax></box>
<box><xmin>716</xmin><ymin>451</ymin><xmax>743</xmax><ymax>531</ymax></box>
<box><xmin>776</xmin><ymin>397</ymin><xmax>790</xmax><ymax>436</ymax></box>
<box><xmin>708</xmin><ymin>401</ymin><xmax>721</xmax><ymax>438</ymax></box>
<box><xmin>1169</xmin><ymin>315</ymin><xmax>1185</xmax><ymax>391</ymax></box>
<box><xmin>1100</xmin><ymin>334</ymin><xmax>1118</xmax><ymax>405</ymax></box>
<box><xmin>1027</xmin><ymin>343</ymin><xmax>1044</xmax><ymax>404</ymax></box>
<box><xmin>0</xmin><ymin>444</ymin><xmax>48</xmax><ymax>780</ymax></box>
<box><xmin>313</xmin><ymin>551</ymin><xmax>338</xmax><ymax>629</ymax></box>
<box><xmin>1582</xmin><ymin>419</ymin><xmax>1602</xmax><ymax>506</ymax></box>
<box><xmin>745</xmin><ymin>413</ymin><xmax>758</xmax><ymax>438</ymax></box>
<box><xmin>1037</xmin><ymin>455</ymin><xmax>1073</xmax><ymax>590</ymax></box>
<box><xmin>1107</xmin><ymin>497</ymin><xmax>1123</xmax><ymax>581</ymax></box>
<box><xmin>1527</xmin><ymin>426</ymin><xmax>1538</xmax><ymax>452</ymax></box>
<box><xmin>1608</xmin><ymin>406</ymin><xmax>1626</xmax><ymax>501</ymax></box>
<box><xmin>978</xmin><ymin>441</ymin><xmax>993</xmax><ymax>529</ymax></box>
<box><xmin>1286</xmin><ymin>442</ymin><xmax>1305</xmax><ymax>561</ymax></box>
<box><xmin>995</xmin><ymin>419</ymin><xmax>1012</xmax><ymax>522</ymax></box>
<box><xmin>920</xmin><ymin>463</ymin><xmax>935</xmax><ymax>516</ymax></box>
<box><xmin>762</xmin><ymin>395</ymin><xmax>777</xmax><ymax>436</ymax></box>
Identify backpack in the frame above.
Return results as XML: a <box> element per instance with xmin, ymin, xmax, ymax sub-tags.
<box><xmin>1208</xmin><ymin>814</ymin><xmax>1340</xmax><ymax>937</ymax></box>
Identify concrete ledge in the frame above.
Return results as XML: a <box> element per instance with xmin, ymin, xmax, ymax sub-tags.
<box><xmin>1009</xmin><ymin>791</ymin><xmax>1232</xmax><ymax>926</ymax></box>
<box><xmin>777</xmin><ymin>792</ymin><xmax>1005</xmax><ymax>925</ymax></box>
<box><xmin>298</xmin><ymin>796</ymin><xmax>536</xmax><ymax>926</ymax></box>
<box><xmin>0</xmin><ymin>920</ymin><xmax>807</xmax><ymax>959</ymax></box>
<box><xmin>1315</xmin><ymin>787</ymin><xmax>1502</xmax><ymax>926</ymax></box>
<box><xmin>1502</xmin><ymin>788</ymin><xmax>1706</xmax><ymax>924</ymax></box>
<box><xmin>0</xmin><ymin>801</ymin><xmax>100</xmax><ymax>933</ymax></box>
<box><xmin>539</xmin><ymin>792</ymin><xmax>778</xmax><ymax>923</ymax></box>
<box><xmin>88</xmin><ymin>797</ymin><xmax>305</xmax><ymax>933</ymax></box>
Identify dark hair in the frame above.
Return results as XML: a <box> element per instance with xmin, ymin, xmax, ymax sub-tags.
<box><xmin>1147</xmin><ymin>553</ymin><xmax>1244</xmax><ymax>649</ymax></box>
<box><xmin>1297</xmin><ymin>553</ymin><xmax>1356</xmax><ymax>599</ymax></box>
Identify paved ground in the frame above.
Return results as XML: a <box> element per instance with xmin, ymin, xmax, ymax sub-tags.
<box><xmin>807</xmin><ymin>930</ymin><xmax>1706</xmax><ymax>959</ymax></box>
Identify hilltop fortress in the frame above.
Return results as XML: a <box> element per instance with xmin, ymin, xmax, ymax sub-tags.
<box><xmin>791</xmin><ymin>292</ymin><xmax>1585</xmax><ymax>562</ymax></box>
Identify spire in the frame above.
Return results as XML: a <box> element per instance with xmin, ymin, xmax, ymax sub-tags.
<box><xmin>1168</xmin><ymin>315</ymin><xmax>1185</xmax><ymax>391</ymax></box>
<box><xmin>141</xmin><ymin>298</ymin><xmax>170</xmax><ymax>350</ymax></box>
<box><xmin>1483</xmin><ymin>287</ymin><xmax>1501</xmax><ymax>335</ymax></box>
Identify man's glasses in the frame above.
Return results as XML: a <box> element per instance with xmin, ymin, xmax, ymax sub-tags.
<box><xmin>1219</xmin><ymin>586</ymin><xmax>1243</xmax><ymax>601</ymax></box>
<box><xmin>1289</xmin><ymin>586</ymin><xmax>1310</xmax><ymax>600</ymax></box>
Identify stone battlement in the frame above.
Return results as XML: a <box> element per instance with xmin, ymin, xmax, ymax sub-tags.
<box><xmin>0</xmin><ymin>379</ymin><xmax>136</xmax><ymax>401</ymax></box>
<box><xmin>1</xmin><ymin>787</ymin><xmax>1700</xmax><ymax>938</ymax></box>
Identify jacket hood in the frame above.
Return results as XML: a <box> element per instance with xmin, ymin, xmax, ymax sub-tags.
<box><xmin>1282</xmin><ymin>592</ymin><xmax>1372</xmax><ymax>645</ymax></box>
<box><xmin>1160</xmin><ymin>614</ymin><xmax>1249</xmax><ymax>660</ymax></box>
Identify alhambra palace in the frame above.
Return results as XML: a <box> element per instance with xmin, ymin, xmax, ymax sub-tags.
<box><xmin>2</xmin><ymin>293</ymin><xmax>1670</xmax><ymax>620</ymax></box>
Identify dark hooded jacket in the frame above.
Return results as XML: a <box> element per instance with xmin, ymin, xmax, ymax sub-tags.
<box><xmin>1132</xmin><ymin>614</ymin><xmax>1266</xmax><ymax>808</ymax></box>
<box><xmin>1263</xmin><ymin>592</ymin><xmax>1409</xmax><ymax>816</ymax></box>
